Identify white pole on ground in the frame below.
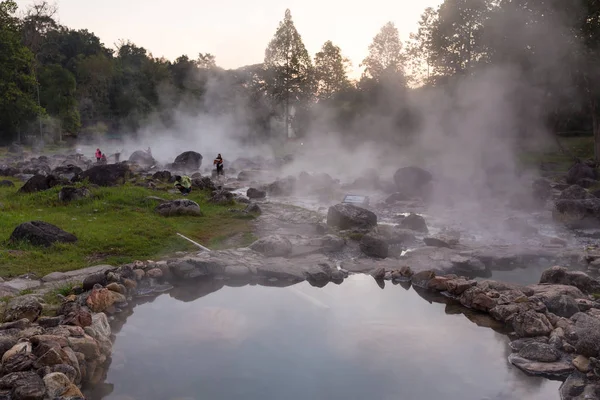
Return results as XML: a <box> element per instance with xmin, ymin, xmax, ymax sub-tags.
<box><xmin>176</xmin><ymin>233</ymin><xmax>211</xmax><ymax>252</ymax></box>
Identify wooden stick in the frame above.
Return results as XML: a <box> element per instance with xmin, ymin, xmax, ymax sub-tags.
<box><xmin>176</xmin><ymin>232</ymin><xmax>211</xmax><ymax>252</ymax></box>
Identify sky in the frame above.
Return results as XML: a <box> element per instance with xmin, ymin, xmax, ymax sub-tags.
<box><xmin>15</xmin><ymin>0</ymin><xmax>444</xmax><ymax>78</ymax></box>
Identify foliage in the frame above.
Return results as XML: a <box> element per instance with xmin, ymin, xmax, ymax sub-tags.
<box><xmin>314</xmin><ymin>41</ymin><xmax>351</xmax><ymax>100</ymax></box>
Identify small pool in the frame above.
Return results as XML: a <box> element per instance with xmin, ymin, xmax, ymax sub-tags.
<box><xmin>87</xmin><ymin>275</ymin><xmax>560</xmax><ymax>400</ymax></box>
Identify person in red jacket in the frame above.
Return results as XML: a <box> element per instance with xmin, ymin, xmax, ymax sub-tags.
<box><xmin>95</xmin><ymin>148</ymin><xmax>102</xmax><ymax>163</ymax></box>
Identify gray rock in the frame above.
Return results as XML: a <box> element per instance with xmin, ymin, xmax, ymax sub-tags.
<box><xmin>209</xmin><ymin>189</ymin><xmax>234</xmax><ymax>205</ymax></box>
<box><xmin>566</xmin><ymin>163</ymin><xmax>598</xmax><ymax>186</ymax></box>
<box><xmin>41</xmin><ymin>272</ymin><xmax>68</xmax><ymax>283</ymax></box>
<box><xmin>360</xmin><ymin>233</ymin><xmax>389</xmax><ymax>259</ymax></box>
<box><xmin>553</xmin><ymin>197</ymin><xmax>600</xmax><ymax>229</ymax></box>
<box><xmin>43</xmin><ymin>372</ymin><xmax>71</xmax><ymax>398</ymax></box>
<box><xmin>559</xmin><ymin>185</ymin><xmax>595</xmax><ymax>201</ymax></box>
<box><xmin>512</xmin><ymin>310</ymin><xmax>554</xmax><ymax>338</ymax></box>
<box><xmin>247</xmin><ymin>188</ymin><xmax>266</xmax><ymax>199</ymax></box>
<box><xmin>10</xmin><ymin>221</ymin><xmax>77</xmax><ymax>247</ymax></box>
<box><xmin>572</xmin><ymin>312</ymin><xmax>600</xmax><ymax>357</ymax></box>
<box><xmin>245</xmin><ymin>203</ymin><xmax>262</xmax><ymax>214</ymax></box>
<box><xmin>18</xmin><ymin>174</ymin><xmax>59</xmax><ymax>194</ymax></box>
<box><xmin>58</xmin><ymin>186</ymin><xmax>91</xmax><ymax>202</ymax></box>
<box><xmin>326</xmin><ymin>203</ymin><xmax>377</xmax><ymax>230</ymax></box>
<box><xmin>544</xmin><ymin>294</ymin><xmax>580</xmax><ymax>318</ymax></box>
<box><xmin>518</xmin><ymin>341</ymin><xmax>562</xmax><ymax>362</ymax></box>
<box><xmin>0</xmin><ymin>371</ymin><xmax>45</xmax><ymax>399</ymax></box>
<box><xmin>249</xmin><ymin>235</ymin><xmax>293</xmax><ymax>257</ymax></box>
<box><xmin>393</xmin><ymin>166</ymin><xmax>432</xmax><ymax>198</ymax></box>
<box><xmin>82</xmin><ymin>272</ymin><xmax>107</xmax><ymax>291</ymax></box>
<box><xmin>539</xmin><ymin>266</ymin><xmax>600</xmax><ymax>294</ymax></box>
<box><xmin>508</xmin><ymin>354</ymin><xmax>573</xmax><ymax>379</ymax></box>
<box><xmin>173</xmin><ymin>151</ymin><xmax>203</xmax><ymax>171</ymax></box>
<box><xmin>3</xmin><ymin>296</ymin><xmax>42</xmax><ymax>322</ymax></box>
<box><xmin>155</xmin><ymin>199</ymin><xmax>202</xmax><ymax>217</ymax></box>
<box><xmin>400</xmin><ymin>213</ymin><xmax>428</xmax><ymax>233</ymax></box>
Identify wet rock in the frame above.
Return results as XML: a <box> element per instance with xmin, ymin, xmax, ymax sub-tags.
<box><xmin>326</xmin><ymin>203</ymin><xmax>377</xmax><ymax>230</ymax></box>
<box><xmin>480</xmin><ymin>280</ymin><xmax>534</xmax><ymax>297</ymax></box>
<box><xmin>245</xmin><ymin>203</ymin><xmax>262</xmax><ymax>214</ymax></box>
<box><xmin>3</xmin><ymin>352</ymin><xmax>36</xmax><ymax>373</ymax></box>
<box><xmin>266</xmin><ymin>177</ymin><xmax>296</xmax><ymax>196</ymax></box>
<box><xmin>385</xmin><ymin>192</ymin><xmax>410</xmax><ymax>204</ymax></box>
<box><xmin>308</xmin><ymin>235</ymin><xmax>346</xmax><ymax>252</ymax></box>
<box><xmin>173</xmin><ymin>151</ymin><xmax>203</xmax><ymax>171</ymax></box>
<box><xmin>427</xmin><ymin>276</ymin><xmax>451</xmax><ymax>291</ymax></box>
<box><xmin>58</xmin><ymin>303</ymin><xmax>91</xmax><ymax>328</ymax></box>
<box><xmin>553</xmin><ymin>197</ymin><xmax>600</xmax><ymax>229</ymax></box>
<box><xmin>18</xmin><ymin>174</ymin><xmax>59</xmax><ymax>194</ymax></box>
<box><xmin>371</xmin><ymin>267</ymin><xmax>386</xmax><ymax>280</ymax></box>
<box><xmin>559</xmin><ymin>185</ymin><xmax>596</xmax><ymax>201</ymax></box>
<box><xmin>571</xmin><ymin>312</ymin><xmax>600</xmax><ymax>357</ymax></box>
<box><xmin>106</xmin><ymin>282</ymin><xmax>126</xmax><ymax>294</ymax></box>
<box><xmin>378</xmin><ymin>227</ymin><xmax>416</xmax><ymax>245</ymax></box>
<box><xmin>82</xmin><ymin>273</ymin><xmax>107</xmax><ymax>291</ymax></box>
<box><xmin>399</xmin><ymin>213</ymin><xmax>428</xmax><ymax>233</ymax></box>
<box><xmin>146</xmin><ymin>268</ymin><xmax>163</xmax><ymax>279</ymax></box>
<box><xmin>67</xmin><ymin>335</ymin><xmax>99</xmax><ymax>360</ymax></box>
<box><xmin>573</xmin><ymin>355</ymin><xmax>591</xmax><ymax>373</ymax></box>
<box><xmin>459</xmin><ymin>287</ymin><xmax>497</xmax><ymax>312</ymax></box>
<box><xmin>391</xmin><ymin>266</ymin><xmax>413</xmax><ymax>280</ymax></box>
<box><xmin>247</xmin><ymin>188</ymin><xmax>266</xmax><ymax>199</ymax></box>
<box><xmin>509</xmin><ymin>354</ymin><xmax>573</xmax><ymax>379</ymax></box>
<box><xmin>43</xmin><ymin>372</ymin><xmax>71</xmax><ymax>398</ymax></box>
<box><xmin>360</xmin><ymin>233</ymin><xmax>388</xmax><ymax>259</ymax></box>
<box><xmin>209</xmin><ymin>189</ymin><xmax>234</xmax><ymax>205</ymax></box>
<box><xmin>423</xmin><ymin>236</ymin><xmax>455</xmax><ymax>248</ymax></box>
<box><xmin>544</xmin><ymin>294</ymin><xmax>580</xmax><ymax>318</ymax></box>
<box><xmin>504</xmin><ymin>217</ymin><xmax>538</xmax><ymax>236</ymax></box>
<box><xmin>155</xmin><ymin>199</ymin><xmax>202</xmax><ymax>217</ymax></box>
<box><xmin>446</xmin><ymin>279</ymin><xmax>477</xmax><ymax>296</ymax></box>
<box><xmin>393</xmin><ymin>166</ymin><xmax>432</xmax><ymax>198</ymax></box>
<box><xmin>249</xmin><ymin>235</ymin><xmax>292</xmax><ymax>257</ymax></box>
<box><xmin>518</xmin><ymin>341</ymin><xmax>562</xmax><ymax>362</ymax></box>
<box><xmin>10</xmin><ymin>221</ymin><xmax>77</xmax><ymax>247</ymax></box>
<box><xmin>567</xmin><ymin>163</ymin><xmax>598</xmax><ymax>186</ymax></box>
<box><xmin>3</xmin><ymin>296</ymin><xmax>42</xmax><ymax>322</ymax></box>
<box><xmin>58</xmin><ymin>186</ymin><xmax>91</xmax><ymax>203</ymax></box>
<box><xmin>0</xmin><ymin>371</ymin><xmax>45</xmax><ymax>400</ymax></box>
<box><xmin>539</xmin><ymin>266</ymin><xmax>600</xmax><ymax>294</ymax></box>
<box><xmin>304</xmin><ymin>263</ymin><xmax>333</xmax><ymax>283</ymax></box>
<box><xmin>411</xmin><ymin>270</ymin><xmax>436</xmax><ymax>288</ymax></box>
<box><xmin>74</xmin><ymin>163</ymin><xmax>131</xmax><ymax>187</ymax></box>
<box><xmin>513</xmin><ymin>310</ymin><xmax>554</xmax><ymax>337</ymax></box>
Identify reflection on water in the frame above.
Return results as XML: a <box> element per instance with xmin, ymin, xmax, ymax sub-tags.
<box><xmin>88</xmin><ymin>275</ymin><xmax>559</xmax><ymax>400</ymax></box>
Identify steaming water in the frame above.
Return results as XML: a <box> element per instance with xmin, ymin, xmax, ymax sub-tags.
<box><xmin>87</xmin><ymin>275</ymin><xmax>560</xmax><ymax>400</ymax></box>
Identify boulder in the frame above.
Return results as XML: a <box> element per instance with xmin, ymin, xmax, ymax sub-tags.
<box><xmin>553</xmin><ymin>198</ymin><xmax>600</xmax><ymax>228</ymax></box>
<box><xmin>459</xmin><ymin>287</ymin><xmax>497</xmax><ymax>312</ymax></box>
<box><xmin>566</xmin><ymin>162</ymin><xmax>598</xmax><ymax>186</ymax></box>
<box><xmin>86</xmin><ymin>287</ymin><xmax>125</xmax><ymax>313</ymax></box>
<box><xmin>152</xmin><ymin>171</ymin><xmax>172</xmax><ymax>181</ymax></box>
<box><xmin>327</xmin><ymin>204</ymin><xmax>377</xmax><ymax>230</ymax></box>
<box><xmin>249</xmin><ymin>235</ymin><xmax>293</xmax><ymax>257</ymax></box>
<box><xmin>559</xmin><ymin>185</ymin><xmax>595</xmax><ymax>201</ymax></box>
<box><xmin>544</xmin><ymin>294</ymin><xmax>580</xmax><ymax>318</ymax></box>
<box><xmin>43</xmin><ymin>372</ymin><xmax>71</xmax><ymax>398</ymax></box>
<box><xmin>75</xmin><ymin>163</ymin><xmax>131</xmax><ymax>186</ymax></box>
<box><xmin>518</xmin><ymin>341</ymin><xmax>562</xmax><ymax>362</ymax></box>
<box><xmin>266</xmin><ymin>177</ymin><xmax>296</xmax><ymax>196</ymax></box>
<box><xmin>245</xmin><ymin>203</ymin><xmax>262</xmax><ymax>214</ymax></box>
<box><xmin>209</xmin><ymin>189</ymin><xmax>234</xmax><ymax>205</ymax></box>
<box><xmin>539</xmin><ymin>266</ymin><xmax>600</xmax><ymax>294</ymax></box>
<box><xmin>359</xmin><ymin>233</ymin><xmax>389</xmax><ymax>259</ymax></box>
<box><xmin>393</xmin><ymin>166</ymin><xmax>433</xmax><ymax>198</ymax></box>
<box><xmin>3</xmin><ymin>295</ymin><xmax>42</xmax><ymax>322</ymax></box>
<box><xmin>58</xmin><ymin>186</ymin><xmax>91</xmax><ymax>202</ymax></box>
<box><xmin>0</xmin><ymin>180</ymin><xmax>14</xmax><ymax>187</ymax></box>
<box><xmin>571</xmin><ymin>312</ymin><xmax>600</xmax><ymax>357</ymax></box>
<box><xmin>155</xmin><ymin>199</ymin><xmax>202</xmax><ymax>217</ymax></box>
<box><xmin>18</xmin><ymin>174</ymin><xmax>59</xmax><ymax>194</ymax></box>
<box><xmin>0</xmin><ymin>371</ymin><xmax>45</xmax><ymax>400</ymax></box>
<box><xmin>173</xmin><ymin>151</ymin><xmax>203</xmax><ymax>171</ymax></box>
<box><xmin>512</xmin><ymin>310</ymin><xmax>554</xmax><ymax>337</ymax></box>
<box><xmin>51</xmin><ymin>165</ymin><xmax>83</xmax><ymax>181</ymax></box>
<box><xmin>128</xmin><ymin>150</ymin><xmax>157</xmax><ymax>167</ymax></box>
<box><xmin>400</xmin><ymin>213</ymin><xmax>428</xmax><ymax>233</ymax></box>
<box><xmin>192</xmin><ymin>176</ymin><xmax>216</xmax><ymax>191</ymax></box>
<box><xmin>509</xmin><ymin>354</ymin><xmax>573</xmax><ymax>379</ymax></box>
<box><xmin>247</xmin><ymin>188</ymin><xmax>266</xmax><ymax>199</ymax></box>
<box><xmin>10</xmin><ymin>221</ymin><xmax>77</xmax><ymax>247</ymax></box>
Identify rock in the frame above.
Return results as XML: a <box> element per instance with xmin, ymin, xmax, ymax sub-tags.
<box><xmin>391</xmin><ymin>266</ymin><xmax>414</xmax><ymax>280</ymax></box>
<box><xmin>249</xmin><ymin>235</ymin><xmax>292</xmax><ymax>257</ymax></box>
<box><xmin>504</xmin><ymin>217</ymin><xmax>538</xmax><ymax>236</ymax></box>
<box><xmin>423</xmin><ymin>236</ymin><xmax>454</xmax><ymax>248</ymax></box>
<box><xmin>553</xmin><ymin>197</ymin><xmax>600</xmax><ymax>229</ymax></box>
<box><xmin>106</xmin><ymin>283</ymin><xmax>126</xmax><ymax>294</ymax></box>
<box><xmin>247</xmin><ymin>188</ymin><xmax>266</xmax><ymax>199</ymax></box>
<box><xmin>539</xmin><ymin>266</ymin><xmax>600</xmax><ymax>294</ymax></box>
<box><xmin>559</xmin><ymin>185</ymin><xmax>595</xmax><ymax>201</ymax></box>
<box><xmin>3</xmin><ymin>351</ymin><xmax>36</xmax><ymax>373</ymax></box>
<box><xmin>427</xmin><ymin>276</ymin><xmax>451</xmax><ymax>291</ymax></box>
<box><xmin>245</xmin><ymin>203</ymin><xmax>262</xmax><ymax>214</ymax></box>
<box><xmin>192</xmin><ymin>176</ymin><xmax>216</xmax><ymax>191</ymax></box>
<box><xmin>209</xmin><ymin>189</ymin><xmax>234</xmax><ymax>205</ymax></box>
<box><xmin>18</xmin><ymin>175</ymin><xmax>59</xmax><ymax>194</ymax></box>
<box><xmin>61</xmin><ymin>383</ymin><xmax>84</xmax><ymax>398</ymax></box>
<box><xmin>573</xmin><ymin>355</ymin><xmax>591</xmax><ymax>373</ymax></box>
<box><xmin>43</xmin><ymin>372</ymin><xmax>71</xmax><ymax>398</ymax></box>
<box><xmin>51</xmin><ymin>165</ymin><xmax>83</xmax><ymax>181</ymax></box>
<box><xmin>266</xmin><ymin>177</ymin><xmax>296</xmax><ymax>196</ymax></box>
<box><xmin>411</xmin><ymin>270</ymin><xmax>436</xmax><ymax>288</ymax></box>
<box><xmin>567</xmin><ymin>163</ymin><xmax>598</xmax><ymax>186</ymax></box>
<box><xmin>359</xmin><ymin>233</ymin><xmax>388</xmax><ymax>259</ymax></box>
<box><xmin>326</xmin><ymin>204</ymin><xmax>377</xmax><ymax>230</ymax></box>
<box><xmin>152</xmin><ymin>171</ymin><xmax>172</xmax><ymax>181</ymax></box>
<box><xmin>173</xmin><ymin>151</ymin><xmax>203</xmax><ymax>171</ymax></box>
<box><xmin>10</xmin><ymin>221</ymin><xmax>77</xmax><ymax>248</ymax></box>
<box><xmin>459</xmin><ymin>287</ymin><xmax>497</xmax><ymax>312</ymax></box>
<box><xmin>544</xmin><ymin>294</ymin><xmax>580</xmax><ymax>318</ymax></box>
<box><xmin>518</xmin><ymin>341</ymin><xmax>561</xmax><ymax>362</ymax></box>
<box><xmin>508</xmin><ymin>354</ymin><xmax>573</xmax><ymax>379</ymax></box>
<box><xmin>128</xmin><ymin>150</ymin><xmax>157</xmax><ymax>167</ymax></box>
<box><xmin>0</xmin><ymin>371</ymin><xmax>45</xmax><ymax>400</ymax></box>
<box><xmin>3</xmin><ymin>296</ymin><xmax>42</xmax><ymax>322</ymax></box>
<box><xmin>41</xmin><ymin>272</ymin><xmax>68</xmax><ymax>283</ymax></box>
<box><xmin>512</xmin><ymin>310</ymin><xmax>554</xmax><ymax>337</ymax></box>
<box><xmin>572</xmin><ymin>312</ymin><xmax>600</xmax><ymax>357</ymax></box>
<box><xmin>400</xmin><ymin>213</ymin><xmax>428</xmax><ymax>233</ymax></box>
<box><xmin>393</xmin><ymin>166</ymin><xmax>433</xmax><ymax>198</ymax></box>
<box><xmin>67</xmin><ymin>335</ymin><xmax>99</xmax><ymax>360</ymax></box>
<box><xmin>0</xmin><ymin>180</ymin><xmax>14</xmax><ymax>187</ymax></box>
<box><xmin>59</xmin><ymin>302</ymin><xmax>92</xmax><ymax>328</ymax></box>
<box><xmin>155</xmin><ymin>199</ymin><xmax>202</xmax><ymax>217</ymax></box>
<box><xmin>89</xmin><ymin>313</ymin><xmax>111</xmax><ymax>343</ymax></box>
<box><xmin>446</xmin><ymin>279</ymin><xmax>477</xmax><ymax>296</ymax></box>
<box><xmin>82</xmin><ymin>272</ymin><xmax>107</xmax><ymax>291</ymax></box>
<box><xmin>85</xmin><ymin>288</ymin><xmax>124</xmax><ymax>313</ymax></box>
<box><xmin>385</xmin><ymin>192</ymin><xmax>410</xmax><ymax>204</ymax></box>
<box><xmin>58</xmin><ymin>186</ymin><xmax>91</xmax><ymax>202</ymax></box>
<box><xmin>371</xmin><ymin>267</ymin><xmax>386</xmax><ymax>280</ymax></box>
<box><xmin>75</xmin><ymin>163</ymin><xmax>131</xmax><ymax>187</ymax></box>
<box><xmin>133</xmin><ymin>269</ymin><xmax>145</xmax><ymax>281</ymax></box>
<box><xmin>146</xmin><ymin>268</ymin><xmax>163</xmax><ymax>279</ymax></box>
<box><xmin>308</xmin><ymin>234</ymin><xmax>346</xmax><ymax>252</ymax></box>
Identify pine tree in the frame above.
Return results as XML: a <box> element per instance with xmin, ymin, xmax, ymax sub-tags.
<box><xmin>361</xmin><ymin>22</ymin><xmax>405</xmax><ymax>82</ymax></box>
<box><xmin>314</xmin><ymin>40</ymin><xmax>351</xmax><ymax>100</ymax></box>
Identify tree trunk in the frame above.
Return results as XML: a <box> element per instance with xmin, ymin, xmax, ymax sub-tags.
<box><xmin>594</xmin><ymin>113</ymin><xmax>600</xmax><ymax>163</ymax></box>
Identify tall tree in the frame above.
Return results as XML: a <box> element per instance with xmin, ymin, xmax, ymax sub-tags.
<box><xmin>314</xmin><ymin>40</ymin><xmax>351</xmax><ymax>100</ymax></box>
<box><xmin>404</xmin><ymin>7</ymin><xmax>437</xmax><ymax>87</ymax></box>
<box><xmin>361</xmin><ymin>22</ymin><xmax>405</xmax><ymax>81</ymax></box>
<box><xmin>264</xmin><ymin>9</ymin><xmax>314</xmax><ymax>138</ymax></box>
<box><xmin>0</xmin><ymin>0</ymin><xmax>40</xmax><ymax>143</ymax></box>
<box><xmin>38</xmin><ymin>64</ymin><xmax>80</xmax><ymax>137</ymax></box>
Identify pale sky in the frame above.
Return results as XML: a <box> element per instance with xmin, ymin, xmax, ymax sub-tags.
<box><xmin>16</xmin><ymin>0</ymin><xmax>443</xmax><ymax>77</ymax></box>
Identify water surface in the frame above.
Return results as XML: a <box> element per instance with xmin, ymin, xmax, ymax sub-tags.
<box><xmin>90</xmin><ymin>275</ymin><xmax>560</xmax><ymax>400</ymax></box>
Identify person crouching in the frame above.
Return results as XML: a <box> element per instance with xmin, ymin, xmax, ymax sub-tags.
<box><xmin>174</xmin><ymin>175</ymin><xmax>192</xmax><ymax>196</ymax></box>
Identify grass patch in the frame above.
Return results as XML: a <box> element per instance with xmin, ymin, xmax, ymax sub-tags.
<box><xmin>518</xmin><ymin>136</ymin><xmax>594</xmax><ymax>174</ymax></box>
<box><xmin>0</xmin><ymin>182</ymin><xmax>253</xmax><ymax>277</ymax></box>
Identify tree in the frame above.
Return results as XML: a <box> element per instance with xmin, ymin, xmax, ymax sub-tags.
<box><xmin>404</xmin><ymin>7</ymin><xmax>437</xmax><ymax>87</ymax></box>
<box><xmin>264</xmin><ymin>8</ymin><xmax>314</xmax><ymax>138</ymax></box>
<box><xmin>314</xmin><ymin>40</ymin><xmax>351</xmax><ymax>100</ymax></box>
<box><xmin>361</xmin><ymin>22</ymin><xmax>405</xmax><ymax>81</ymax></box>
<box><xmin>197</xmin><ymin>53</ymin><xmax>216</xmax><ymax>70</ymax></box>
<box><xmin>38</xmin><ymin>64</ymin><xmax>81</xmax><ymax>136</ymax></box>
<box><xmin>0</xmin><ymin>0</ymin><xmax>41</xmax><ymax>143</ymax></box>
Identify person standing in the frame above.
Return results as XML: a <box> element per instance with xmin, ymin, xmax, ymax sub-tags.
<box><xmin>95</xmin><ymin>148</ymin><xmax>102</xmax><ymax>163</ymax></box>
<box><xmin>213</xmin><ymin>153</ymin><xmax>224</xmax><ymax>176</ymax></box>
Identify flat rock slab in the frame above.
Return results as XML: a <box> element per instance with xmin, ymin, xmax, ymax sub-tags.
<box><xmin>3</xmin><ymin>278</ymin><xmax>42</xmax><ymax>291</ymax></box>
<box><xmin>508</xmin><ymin>354</ymin><xmax>574</xmax><ymax>379</ymax></box>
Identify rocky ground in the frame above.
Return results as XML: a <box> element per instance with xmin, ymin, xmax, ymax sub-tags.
<box><xmin>1</xmin><ymin>148</ymin><xmax>600</xmax><ymax>398</ymax></box>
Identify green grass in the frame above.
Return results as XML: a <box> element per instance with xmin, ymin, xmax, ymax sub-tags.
<box><xmin>0</xmin><ymin>180</ymin><xmax>256</xmax><ymax>277</ymax></box>
<box><xmin>518</xmin><ymin>135</ymin><xmax>595</xmax><ymax>174</ymax></box>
